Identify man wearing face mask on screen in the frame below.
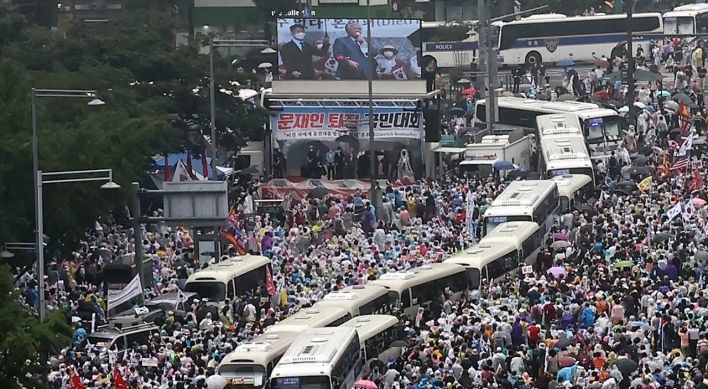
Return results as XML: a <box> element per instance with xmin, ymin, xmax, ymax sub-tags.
<box><xmin>333</xmin><ymin>20</ymin><xmax>374</xmax><ymax>80</ymax></box>
<box><xmin>280</xmin><ymin>23</ymin><xmax>330</xmax><ymax>80</ymax></box>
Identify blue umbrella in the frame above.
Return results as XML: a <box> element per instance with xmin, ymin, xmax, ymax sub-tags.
<box><xmin>556</xmin><ymin>58</ymin><xmax>574</xmax><ymax>67</ymax></box>
<box><xmin>655</xmin><ymin>90</ymin><xmax>671</xmax><ymax>98</ymax></box>
<box><xmin>493</xmin><ymin>160</ymin><xmax>516</xmax><ymax>170</ymax></box>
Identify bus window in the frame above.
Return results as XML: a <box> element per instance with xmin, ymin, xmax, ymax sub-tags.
<box><xmin>442</xmin><ymin>272</ymin><xmax>468</xmax><ymax>294</ymax></box>
<box><xmin>236</xmin><ymin>267</ymin><xmax>267</xmax><ymax>295</ymax></box>
<box><xmin>467</xmin><ymin>268</ymin><xmax>481</xmax><ymax>290</ymax></box>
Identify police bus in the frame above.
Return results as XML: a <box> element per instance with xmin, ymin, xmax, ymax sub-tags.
<box><xmin>420</xmin><ymin>21</ymin><xmax>478</xmax><ymax>68</ymax></box>
<box><xmin>270</xmin><ymin>327</ymin><xmax>362</xmax><ymax>389</ymax></box>
<box><xmin>481</xmin><ymin>180</ymin><xmax>559</xmax><ymax>237</ymax></box>
<box><xmin>445</xmin><ymin>221</ymin><xmax>542</xmax><ymax>289</ymax></box>
<box><xmin>550</xmin><ymin>174</ymin><xmax>593</xmax><ymax>213</ymax></box>
<box><xmin>493</xmin><ymin>12</ymin><xmax>663</xmax><ymax>66</ymax></box>
<box><xmin>184</xmin><ymin>255</ymin><xmax>271</xmax><ymax>306</ymax></box>
<box><xmin>539</xmin><ymin>136</ymin><xmax>594</xmax><ymax>182</ymax></box>
<box><xmin>268</xmin><ymin>307</ymin><xmax>352</xmax><ymax>334</ymax></box>
<box><xmin>313</xmin><ymin>285</ymin><xmax>391</xmax><ymax>317</ymax></box>
<box><xmin>340</xmin><ymin>315</ymin><xmax>401</xmax><ymax>377</ymax></box>
<box><xmin>663</xmin><ymin>3</ymin><xmax>708</xmax><ymax>36</ymax></box>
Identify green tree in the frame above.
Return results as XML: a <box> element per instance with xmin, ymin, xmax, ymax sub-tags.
<box><xmin>0</xmin><ymin>0</ymin><xmax>26</xmax><ymax>49</ymax></box>
<box><xmin>0</xmin><ymin>264</ymin><xmax>72</xmax><ymax>389</ymax></box>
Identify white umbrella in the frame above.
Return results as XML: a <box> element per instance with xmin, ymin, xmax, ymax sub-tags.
<box><xmin>238</xmin><ymin>88</ymin><xmax>259</xmax><ymax>100</ymax></box>
<box><xmin>633</xmin><ymin>101</ymin><xmax>646</xmax><ymax>109</ymax></box>
<box><xmin>258</xmin><ymin>62</ymin><xmax>273</xmax><ymax>69</ymax></box>
<box><xmin>205</xmin><ymin>375</ymin><xmax>228</xmax><ymax>389</ymax></box>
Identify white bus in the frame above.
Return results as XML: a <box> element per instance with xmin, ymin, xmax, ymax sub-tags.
<box><xmin>270</xmin><ymin>327</ymin><xmax>362</xmax><ymax>389</ymax></box>
<box><xmin>550</xmin><ymin>174</ymin><xmax>593</xmax><ymax>213</ymax></box>
<box><xmin>493</xmin><ymin>12</ymin><xmax>663</xmax><ymax>66</ymax></box>
<box><xmin>539</xmin><ymin>136</ymin><xmax>594</xmax><ymax>182</ymax></box>
<box><xmin>482</xmin><ymin>180</ymin><xmax>559</xmax><ymax>236</ymax></box>
<box><xmin>445</xmin><ymin>221</ymin><xmax>542</xmax><ymax>289</ymax></box>
<box><xmin>218</xmin><ymin>331</ymin><xmax>301</xmax><ymax>389</ymax></box>
<box><xmin>370</xmin><ymin>263</ymin><xmax>467</xmax><ymax>317</ymax></box>
<box><xmin>340</xmin><ymin>315</ymin><xmax>401</xmax><ymax>377</ymax></box>
<box><xmin>184</xmin><ymin>255</ymin><xmax>271</xmax><ymax>306</ymax></box>
<box><xmin>313</xmin><ymin>285</ymin><xmax>391</xmax><ymax>317</ymax></box>
<box><xmin>474</xmin><ymin>98</ymin><xmax>622</xmax><ymax>155</ymax></box>
<box><xmin>268</xmin><ymin>307</ymin><xmax>352</xmax><ymax>334</ymax></box>
<box><xmin>663</xmin><ymin>4</ymin><xmax>708</xmax><ymax>36</ymax></box>
<box><xmin>420</xmin><ymin>21</ymin><xmax>478</xmax><ymax>68</ymax></box>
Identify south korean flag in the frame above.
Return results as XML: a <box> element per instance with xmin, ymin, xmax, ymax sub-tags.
<box><xmin>684</xmin><ymin>201</ymin><xmax>697</xmax><ymax>221</ymax></box>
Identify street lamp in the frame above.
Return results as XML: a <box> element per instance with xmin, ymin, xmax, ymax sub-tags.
<box><xmin>208</xmin><ymin>38</ymin><xmax>269</xmax><ymax>181</ymax></box>
<box><xmin>0</xmin><ymin>242</ymin><xmax>36</xmax><ymax>259</ymax></box>
<box><xmin>36</xmin><ymin>168</ymin><xmax>120</xmax><ymax>319</ymax></box>
<box><xmin>31</xmin><ymin>88</ymin><xmax>105</xmax><ymax>320</ymax></box>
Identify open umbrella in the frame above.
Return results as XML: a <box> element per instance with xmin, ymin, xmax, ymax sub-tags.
<box><xmin>672</xmin><ymin>92</ymin><xmax>690</xmax><ymax>102</ymax></box>
<box><xmin>628</xmin><ymin>166</ymin><xmax>654</xmax><ymax>176</ymax></box>
<box><xmin>493</xmin><ymin>160</ymin><xmax>516</xmax><ymax>170</ymax></box>
<box><xmin>653</xmin><ymin>233</ymin><xmax>672</xmax><ymax>243</ymax></box>
<box><xmin>631</xmin><ymin>155</ymin><xmax>650</xmax><ymax>166</ymax></box>
<box><xmin>307</xmin><ymin>187</ymin><xmax>330</xmax><ymax>199</ymax></box>
<box><xmin>634</xmin><ymin>101</ymin><xmax>647</xmax><ymax>109</ymax></box>
<box><xmin>615</xmin><ymin>358</ymin><xmax>638</xmax><ymax>377</ymax></box>
<box><xmin>556</xmin><ymin>58</ymin><xmax>574</xmax><ymax>67</ymax></box>
<box><xmin>554</xmin><ymin>337</ymin><xmax>576</xmax><ymax>349</ymax></box>
<box><xmin>558</xmin><ymin>355</ymin><xmax>576</xmax><ymax>367</ymax></box>
<box><xmin>613</xmin><ymin>260</ymin><xmax>634</xmax><ymax>269</ymax></box>
<box><xmin>390</xmin><ymin>340</ymin><xmax>409</xmax><ymax>347</ymax></box>
<box><xmin>205</xmin><ymin>375</ymin><xmax>228</xmax><ymax>389</ymax></box>
<box><xmin>575</xmin><ymin>204</ymin><xmax>594</xmax><ymax>214</ymax></box>
<box><xmin>461</xmin><ymin>87</ymin><xmax>476</xmax><ymax>96</ymax></box>
<box><xmin>595</xmin><ymin>58</ymin><xmax>609</xmax><ymax>67</ymax></box>
<box><xmin>547</xmin><ymin>266</ymin><xmax>568</xmax><ymax>278</ymax></box>
<box><xmin>449</xmin><ymin>107</ymin><xmax>466</xmax><ymax>116</ymax></box>
<box><xmin>551</xmin><ymin>240</ymin><xmax>571</xmax><ymax>249</ymax></box>
<box><xmin>354</xmin><ymin>380</ymin><xmax>378</xmax><ymax>389</ymax></box>
<box><xmin>692</xmin><ymin>198</ymin><xmax>707</xmax><ymax>206</ymax></box>
<box><xmin>553</xmin><ymin>232</ymin><xmax>569</xmax><ymax>240</ymax></box>
<box><xmin>507</xmin><ymin>170</ymin><xmax>529</xmax><ymax>180</ymax></box>
<box><xmin>655</xmin><ymin>90</ymin><xmax>671</xmax><ymax>98</ymax></box>
<box><xmin>695</xmin><ymin>250</ymin><xmax>708</xmax><ymax>266</ymax></box>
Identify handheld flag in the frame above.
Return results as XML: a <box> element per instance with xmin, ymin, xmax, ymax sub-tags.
<box><xmin>667</xmin><ymin>203</ymin><xmax>682</xmax><ymax>221</ymax></box>
<box><xmin>113</xmin><ymin>364</ymin><xmax>128</xmax><ymax>389</ymax></box>
<box><xmin>670</xmin><ymin>153</ymin><xmax>690</xmax><ymax>171</ymax></box>
<box><xmin>684</xmin><ymin>201</ymin><xmax>696</xmax><ymax>221</ymax></box>
<box><xmin>637</xmin><ymin>176</ymin><xmax>653</xmax><ymax>191</ymax></box>
<box><xmin>679</xmin><ymin>100</ymin><xmax>691</xmax><ymax>135</ymax></box>
<box><xmin>186</xmin><ymin>152</ymin><xmax>197</xmax><ymax>179</ymax></box>
<box><xmin>68</xmin><ymin>365</ymin><xmax>85</xmax><ymax>389</ymax></box>
<box><xmin>678</xmin><ymin>133</ymin><xmax>694</xmax><ymax>157</ymax></box>
<box><xmin>691</xmin><ymin>169</ymin><xmax>702</xmax><ymax>191</ymax></box>
<box><xmin>164</xmin><ymin>154</ymin><xmax>171</xmax><ymax>181</ymax></box>
<box><xmin>176</xmin><ymin>289</ymin><xmax>188</xmax><ymax>303</ymax></box>
<box><xmin>265</xmin><ymin>266</ymin><xmax>276</xmax><ymax>295</ymax></box>
<box><xmin>219</xmin><ymin>207</ymin><xmax>247</xmax><ymax>255</ymax></box>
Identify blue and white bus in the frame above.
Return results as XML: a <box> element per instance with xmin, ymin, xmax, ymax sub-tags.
<box><xmin>420</xmin><ymin>21</ymin><xmax>478</xmax><ymax>68</ymax></box>
<box><xmin>493</xmin><ymin>12</ymin><xmax>663</xmax><ymax>66</ymax></box>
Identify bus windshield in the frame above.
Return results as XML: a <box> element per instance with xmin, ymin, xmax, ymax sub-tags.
<box><xmin>220</xmin><ymin>365</ymin><xmax>267</xmax><ymax>388</ymax></box>
<box><xmin>484</xmin><ymin>215</ymin><xmax>533</xmax><ymax>235</ymax></box>
<box><xmin>665</xmin><ymin>17</ymin><xmax>695</xmax><ymax>35</ymax></box>
<box><xmin>584</xmin><ymin>116</ymin><xmax>621</xmax><ymax>143</ymax></box>
<box><xmin>273</xmin><ymin>377</ymin><xmax>331</xmax><ymax>389</ymax></box>
<box><xmin>184</xmin><ymin>282</ymin><xmax>225</xmax><ymax>301</ymax></box>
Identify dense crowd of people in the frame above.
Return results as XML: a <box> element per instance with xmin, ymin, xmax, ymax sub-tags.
<box><xmin>16</xmin><ymin>36</ymin><xmax>708</xmax><ymax>389</ymax></box>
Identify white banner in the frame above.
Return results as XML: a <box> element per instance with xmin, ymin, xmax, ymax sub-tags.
<box><xmin>107</xmin><ymin>274</ymin><xmax>143</xmax><ymax>310</ymax></box>
<box><xmin>466</xmin><ymin>191</ymin><xmax>475</xmax><ymax>239</ymax></box>
<box><xmin>667</xmin><ymin>203</ymin><xmax>682</xmax><ymax>221</ymax></box>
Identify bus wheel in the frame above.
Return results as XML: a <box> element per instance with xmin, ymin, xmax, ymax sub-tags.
<box><xmin>525</xmin><ymin>51</ymin><xmax>542</xmax><ymax>66</ymax></box>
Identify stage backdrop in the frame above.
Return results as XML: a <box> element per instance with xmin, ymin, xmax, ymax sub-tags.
<box><xmin>271</xmin><ymin>107</ymin><xmax>424</xmax><ymax>179</ymax></box>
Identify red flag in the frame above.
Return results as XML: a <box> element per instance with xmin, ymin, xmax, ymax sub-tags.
<box><xmin>68</xmin><ymin>365</ymin><xmax>85</xmax><ymax>389</ymax></box>
<box><xmin>679</xmin><ymin>100</ymin><xmax>691</xmax><ymax>135</ymax></box>
<box><xmin>164</xmin><ymin>155</ymin><xmax>171</xmax><ymax>181</ymax></box>
<box><xmin>691</xmin><ymin>168</ymin><xmax>702</xmax><ymax>191</ymax></box>
<box><xmin>186</xmin><ymin>152</ymin><xmax>196</xmax><ymax>179</ymax></box>
<box><xmin>201</xmin><ymin>141</ymin><xmax>209</xmax><ymax>178</ymax></box>
<box><xmin>113</xmin><ymin>364</ymin><xmax>128</xmax><ymax>389</ymax></box>
<box><xmin>265</xmin><ymin>266</ymin><xmax>276</xmax><ymax>295</ymax></box>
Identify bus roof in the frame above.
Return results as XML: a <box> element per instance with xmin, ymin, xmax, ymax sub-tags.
<box><xmin>369</xmin><ymin>263</ymin><xmax>465</xmax><ymax>294</ymax></box>
<box><xmin>273</xmin><ymin>328</ymin><xmax>359</xmax><ymax>375</ymax></box>
<box><xmin>219</xmin><ymin>331</ymin><xmax>301</xmax><ymax>370</ymax></box>
<box><xmin>444</xmin><ymin>241</ymin><xmax>518</xmax><ymax>269</ymax></box>
<box><xmin>313</xmin><ymin>285</ymin><xmax>388</xmax><ymax>314</ymax></box>
<box><xmin>665</xmin><ymin>4</ymin><xmax>708</xmax><ymax>17</ymax></box>
<box><xmin>536</xmin><ymin>114</ymin><xmax>585</xmax><ymax>139</ymax></box>
<box><xmin>267</xmin><ymin>306</ymin><xmax>350</xmax><ymax>333</ymax></box>
<box><xmin>501</xmin><ymin>12</ymin><xmax>662</xmax><ymax>24</ymax></box>
<box><xmin>541</xmin><ymin>137</ymin><xmax>592</xmax><ymax>170</ymax></box>
<box><xmin>489</xmin><ymin>180</ymin><xmax>558</xmax><ymax>209</ymax></box>
<box><xmin>480</xmin><ymin>221</ymin><xmax>540</xmax><ymax>248</ymax></box>
<box><xmin>550</xmin><ymin>174</ymin><xmax>593</xmax><ymax>198</ymax></box>
<box><xmin>340</xmin><ymin>315</ymin><xmax>399</xmax><ymax>343</ymax></box>
<box><xmin>186</xmin><ymin>255</ymin><xmax>271</xmax><ymax>284</ymax></box>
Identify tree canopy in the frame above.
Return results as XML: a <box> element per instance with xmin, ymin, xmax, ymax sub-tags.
<box><xmin>0</xmin><ymin>7</ymin><xmax>269</xmax><ymax>248</ymax></box>
<box><xmin>0</xmin><ymin>264</ymin><xmax>72</xmax><ymax>389</ymax></box>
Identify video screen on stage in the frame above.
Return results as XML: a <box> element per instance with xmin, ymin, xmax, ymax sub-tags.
<box><xmin>275</xmin><ymin>18</ymin><xmax>422</xmax><ymax>81</ymax></box>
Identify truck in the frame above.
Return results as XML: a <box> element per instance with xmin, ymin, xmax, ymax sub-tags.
<box><xmin>458</xmin><ymin>128</ymin><xmax>533</xmax><ymax>178</ymax></box>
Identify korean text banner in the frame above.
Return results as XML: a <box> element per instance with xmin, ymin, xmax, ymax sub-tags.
<box><xmin>273</xmin><ymin>108</ymin><xmax>422</xmax><ymax>141</ymax></box>
<box><xmin>276</xmin><ymin>18</ymin><xmax>422</xmax><ymax>81</ymax></box>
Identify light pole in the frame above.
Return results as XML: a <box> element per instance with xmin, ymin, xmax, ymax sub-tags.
<box><xmin>0</xmin><ymin>242</ymin><xmax>36</xmax><ymax>259</ymax></box>
<box><xmin>36</xmin><ymin>169</ymin><xmax>120</xmax><ymax>319</ymax></box>
<box><xmin>209</xmin><ymin>38</ymin><xmax>269</xmax><ymax>181</ymax></box>
<box><xmin>31</xmin><ymin>88</ymin><xmax>105</xmax><ymax>320</ymax></box>
<box><xmin>366</xmin><ymin>0</ymin><xmax>377</xmax><ymax>207</ymax></box>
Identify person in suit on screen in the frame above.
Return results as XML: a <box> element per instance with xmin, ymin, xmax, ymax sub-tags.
<box><xmin>280</xmin><ymin>23</ymin><xmax>330</xmax><ymax>80</ymax></box>
<box><xmin>333</xmin><ymin>21</ymin><xmax>374</xmax><ymax>80</ymax></box>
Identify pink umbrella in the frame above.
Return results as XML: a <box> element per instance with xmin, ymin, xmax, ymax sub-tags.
<box><xmin>547</xmin><ymin>266</ymin><xmax>568</xmax><ymax>278</ymax></box>
<box><xmin>553</xmin><ymin>232</ymin><xmax>569</xmax><ymax>240</ymax></box>
<box><xmin>558</xmin><ymin>355</ymin><xmax>576</xmax><ymax>367</ymax></box>
<box><xmin>355</xmin><ymin>380</ymin><xmax>378</xmax><ymax>389</ymax></box>
<box><xmin>692</xmin><ymin>198</ymin><xmax>706</xmax><ymax>206</ymax></box>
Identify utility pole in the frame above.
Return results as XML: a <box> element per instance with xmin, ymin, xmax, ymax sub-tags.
<box><xmin>477</xmin><ymin>0</ymin><xmax>490</xmax><ymax>131</ymax></box>
<box><xmin>625</xmin><ymin>0</ymin><xmax>635</xmax><ymax>110</ymax></box>
<box><xmin>486</xmin><ymin>6</ymin><xmax>498</xmax><ymax>133</ymax></box>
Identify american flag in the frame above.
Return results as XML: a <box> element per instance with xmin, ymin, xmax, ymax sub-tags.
<box><xmin>670</xmin><ymin>153</ymin><xmax>690</xmax><ymax>170</ymax></box>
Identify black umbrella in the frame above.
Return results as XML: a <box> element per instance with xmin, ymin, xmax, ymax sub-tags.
<box><xmin>631</xmin><ymin>155</ymin><xmax>649</xmax><ymax>166</ymax></box>
<box><xmin>526</xmin><ymin>172</ymin><xmax>541</xmax><ymax>180</ymax></box>
<box><xmin>575</xmin><ymin>204</ymin><xmax>595</xmax><ymax>215</ymax></box>
<box><xmin>507</xmin><ymin>170</ymin><xmax>529</xmax><ymax>180</ymax></box>
<box><xmin>555</xmin><ymin>338</ymin><xmax>576</xmax><ymax>349</ymax></box>
<box><xmin>537</xmin><ymin>93</ymin><xmax>550</xmax><ymax>101</ymax></box>
<box><xmin>390</xmin><ymin>340</ymin><xmax>409</xmax><ymax>347</ymax></box>
<box><xmin>613</xmin><ymin>188</ymin><xmax>633</xmax><ymax>196</ymax></box>
<box><xmin>235</xmin><ymin>165</ymin><xmax>260</xmax><ymax>175</ymax></box>
<box><xmin>653</xmin><ymin>233</ymin><xmax>672</xmax><ymax>243</ymax></box>
<box><xmin>307</xmin><ymin>187</ymin><xmax>329</xmax><ymax>199</ymax></box>
<box><xmin>615</xmin><ymin>358</ymin><xmax>638</xmax><ymax>376</ymax></box>
<box><xmin>628</xmin><ymin>166</ymin><xmax>654</xmax><ymax>176</ymax></box>
<box><xmin>449</xmin><ymin>107</ymin><xmax>466</xmax><ymax>116</ymax></box>
<box><xmin>335</xmin><ymin>134</ymin><xmax>359</xmax><ymax>143</ymax></box>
